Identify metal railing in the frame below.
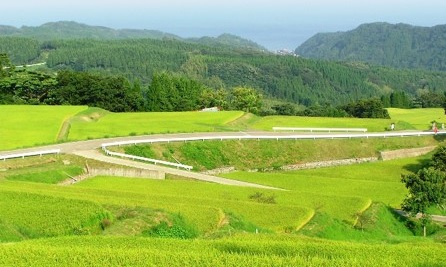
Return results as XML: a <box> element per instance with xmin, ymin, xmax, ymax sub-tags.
<box><xmin>0</xmin><ymin>149</ymin><xmax>60</xmax><ymax>161</ymax></box>
<box><xmin>102</xmin><ymin>147</ymin><xmax>193</xmax><ymax>171</ymax></box>
<box><xmin>101</xmin><ymin>130</ymin><xmax>441</xmax><ymax>170</ymax></box>
<box><xmin>273</xmin><ymin>127</ymin><xmax>368</xmax><ymax>132</ymax></box>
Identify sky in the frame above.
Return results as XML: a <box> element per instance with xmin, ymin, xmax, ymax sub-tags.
<box><xmin>2</xmin><ymin>0</ymin><xmax>446</xmax><ymax>50</ymax></box>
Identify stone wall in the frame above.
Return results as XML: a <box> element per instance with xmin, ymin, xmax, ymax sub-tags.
<box><xmin>281</xmin><ymin>157</ymin><xmax>378</xmax><ymax>171</ymax></box>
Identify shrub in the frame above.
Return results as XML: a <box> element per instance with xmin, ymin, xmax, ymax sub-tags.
<box><xmin>143</xmin><ymin>213</ymin><xmax>198</xmax><ymax>239</ymax></box>
<box><xmin>248</xmin><ymin>192</ymin><xmax>276</xmax><ymax>204</ymax></box>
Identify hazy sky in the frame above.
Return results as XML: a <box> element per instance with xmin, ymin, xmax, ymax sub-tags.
<box><xmin>2</xmin><ymin>0</ymin><xmax>445</xmax><ymax>50</ymax></box>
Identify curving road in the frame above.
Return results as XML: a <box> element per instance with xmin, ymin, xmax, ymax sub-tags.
<box><xmin>0</xmin><ymin>130</ymin><xmax>443</xmax><ymax>189</ymax></box>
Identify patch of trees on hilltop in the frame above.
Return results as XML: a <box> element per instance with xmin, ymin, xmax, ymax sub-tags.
<box><xmin>296</xmin><ymin>22</ymin><xmax>446</xmax><ymax>71</ymax></box>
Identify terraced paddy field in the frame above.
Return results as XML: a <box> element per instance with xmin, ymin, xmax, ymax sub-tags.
<box><xmin>252</xmin><ymin>107</ymin><xmax>446</xmax><ymax>132</ymax></box>
<box><xmin>1</xmin><ymin>153</ymin><xmax>445</xmax><ymax>265</ymax></box>
<box><xmin>1</xmin><ymin>106</ymin><xmax>445</xmax><ymax>265</ymax></box>
<box><xmin>387</xmin><ymin>108</ymin><xmax>446</xmax><ymax>130</ymax></box>
<box><xmin>1</xmin><ymin>235</ymin><xmax>445</xmax><ymax>266</ymax></box>
<box><xmin>1</xmin><ymin>106</ymin><xmax>445</xmax><ymax>151</ymax></box>
<box><xmin>0</xmin><ymin>105</ymin><xmax>87</xmax><ymax>151</ymax></box>
<box><xmin>67</xmin><ymin>109</ymin><xmax>244</xmax><ymax>140</ymax></box>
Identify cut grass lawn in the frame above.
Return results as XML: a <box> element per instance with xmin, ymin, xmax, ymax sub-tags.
<box><xmin>67</xmin><ymin>110</ymin><xmax>244</xmax><ymax>140</ymax></box>
<box><xmin>0</xmin><ymin>105</ymin><xmax>87</xmax><ymax>151</ymax></box>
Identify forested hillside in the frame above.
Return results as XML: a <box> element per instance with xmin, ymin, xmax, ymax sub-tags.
<box><xmin>295</xmin><ymin>22</ymin><xmax>446</xmax><ymax>71</ymax></box>
<box><xmin>1</xmin><ymin>21</ymin><xmax>446</xmax><ymax>108</ymax></box>
<box><xmin>44</xmin><ymin>38</ymin><xmax>446</xmax><ymax>105</ymax></box>
<box><xmin>0</xmin><ymin>21</ymin><xmax>266</xmax><ymax>51</ymax></box>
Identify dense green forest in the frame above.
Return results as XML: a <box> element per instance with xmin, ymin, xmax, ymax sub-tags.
<box><xmin>0</xmin><ymin>21</ymin><xmax>266</xmax><ymax>51</ymax></box>
<box><xmin>0</xmin><ymin>53</ymin><xmax>263</xmax><ymax>113</ymax></box>
<box><xmin>43</xmin><ymin>38</ymin><xmax>446</xmax><ymax>106</ymax></box>
<box><xmin>295</xmin><ymin>22</ymin><xmax>446</xmax><ymax>71</ymax></box>
<box><xmin>1</xmin><ymin>21</ymin><xmax>446</xmax><ymax>110</ymax></box>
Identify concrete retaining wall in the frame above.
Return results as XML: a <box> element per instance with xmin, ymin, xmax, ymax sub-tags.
<box><xmin>88</xmin><ymin>168</ymin><xmax>165</xmax><ymax>179</ymax></box>
<box><xmin>380</xmin><ymin>146</ymin><xmax>436</xmax><ymax>161</ymax></box>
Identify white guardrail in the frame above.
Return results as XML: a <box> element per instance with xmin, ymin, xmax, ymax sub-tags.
<box><xmin>273</xmin><ymin>127</ymin><xmax>368</xmax><ymax>132</ymax></box>
<box><xmin>0</xmin><ymin>149</ymin><xmax>60</xmax><ymax>161</ymax></box>
<box><xmin>101</xmin><ymin>130</ymin><xmax>441</xmax><ymax>171</ymax></box>
<box><xmin>103</xmin><ymin>149</ymin><xmax>193</xmax><ymax>171</ymax></box>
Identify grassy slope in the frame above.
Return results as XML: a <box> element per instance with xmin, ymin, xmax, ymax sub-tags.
<box><xmin>0</xmin><ymin>105</ymin><xmax>87</xmax><ymax>151</ymax></box>
<box><xmin>128</xmin><ymin>136</ymin><xmax>443</xmax><ymax>171</ymax></box>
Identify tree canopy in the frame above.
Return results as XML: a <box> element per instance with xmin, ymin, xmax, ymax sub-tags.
<box><xmin>296</xmin><ymin>22</ymin><xmax>446</xmax><ymax>71</ymax></box>
<box><xmin>2</xmin><ymin>35</ymin><xmax>446</xmax><ymax>108</ymax></box>
<box><xmin>401</xmin><ymin>146</ymin><xmax>446</xmax><ymax>236</ymax></box>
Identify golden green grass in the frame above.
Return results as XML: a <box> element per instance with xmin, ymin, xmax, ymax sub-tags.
<box><xmin>0</xmin><ymin>105</ymin><xmax>87</xmax><ymax>151</ymax></box>
<box><xmin>0</xmin><ymin>234</ymin><xmax>445</xmax><ymax>266</ymax></box>
<box><xmin>387</xmin><ymin>108</ymin><xmax>445</xmax><ymax>130</ymax></box>
<box><xmin>67</xmin><ymin>110</ymin><xmax>244</xmax><ymax>140</ymax></box>
<box><xmin>251</xmin><ymin>116</ymin><xmax>391</xmax><ymax>132</ymax></box>
<box><xmin>251</xmin><ymin>108</ymin><xmax>446</xmax><ymax>132</ymax></box>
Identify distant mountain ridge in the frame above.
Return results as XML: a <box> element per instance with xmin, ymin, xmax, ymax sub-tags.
<box><xmin>0</xmin><ymin>21</ymin><xmax>266</xmax><ymax>51</ymax></box>
<box><xmin>295</xmin><ymin>22</ymin><xmax>446</xmax><ymax>71</ymax></box>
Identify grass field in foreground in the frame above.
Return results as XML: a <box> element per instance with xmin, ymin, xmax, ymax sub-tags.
<box><xmin>0</xmin><ymin>105</ymin><xmax>87</xmax><ymax>151</ymax></box>
<box><xmin>67</xmin><ymin>110</ymin><xmax>244</xmax><ymax>140</ymax></box>
<box><xmin>0</xmin><ymin>235</ymin><xmax>445</xmax><ymax>266</ymax></box>
<box><xmin>0</xmin><ymin>153</ymin><xmax>444</xmax><ymax>265</ymax></box>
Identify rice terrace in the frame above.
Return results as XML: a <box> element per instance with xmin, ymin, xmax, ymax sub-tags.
<box><xmin>0</xmin><ymin>105</ymin><xmax>445</xmax><ymax>266</ymax></box>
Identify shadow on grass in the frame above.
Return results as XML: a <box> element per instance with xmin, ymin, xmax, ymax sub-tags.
<box><xmin>387</xmin><ymin>206</ymin><xmax>409</xmax><ymax>225</ymax></box>
<box><xmin>402</xmin><ymin>157</ymin><xmax>431</xmax><ymax>173</ymax></box>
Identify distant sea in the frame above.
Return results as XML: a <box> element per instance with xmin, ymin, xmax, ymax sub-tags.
<box><xmin>163</xmin><ymin>25</ymin><xmax>319</xmax><ymax>52</ymax></box>
<box><xmin>234</xmin><ymin>27</ymin><xmax>315</xmax><ymax>52</ymax></box>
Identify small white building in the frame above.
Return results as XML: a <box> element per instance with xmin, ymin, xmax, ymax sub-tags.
<box><xmin>201</xmin><ymin>107</ymin><xmax>219</xmax><ymax>112</ymax></box>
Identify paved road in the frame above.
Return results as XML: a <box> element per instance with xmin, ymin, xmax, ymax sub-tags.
<box><xmin>394</xmin><ymin>210</ymin><xmax>446</xmax><ymax>224</ymax></box>
<box><xmin>0</xmin><ymin>130</ymin><xmax>443</xmax><ymax>189</ymax></box>
<box><xmin>1</xmin><ymin>130</ymin><xmax>442</xmax><ymax>155</ymax></box>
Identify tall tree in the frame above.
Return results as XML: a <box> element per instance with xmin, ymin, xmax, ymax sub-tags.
<box><xmin>230</xmin><ymin>86</ymin><xmax>262</xmax><ymax>114</ymax></box>
<box><xmin>0</xmin><ymin>53</ymin><xmax>14</xmax><ymax>78</ymax></box>
<box><xmin>401</xmin><ymin>167</ymin><xmax>446</xmax><ymax>236</ymax></box>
